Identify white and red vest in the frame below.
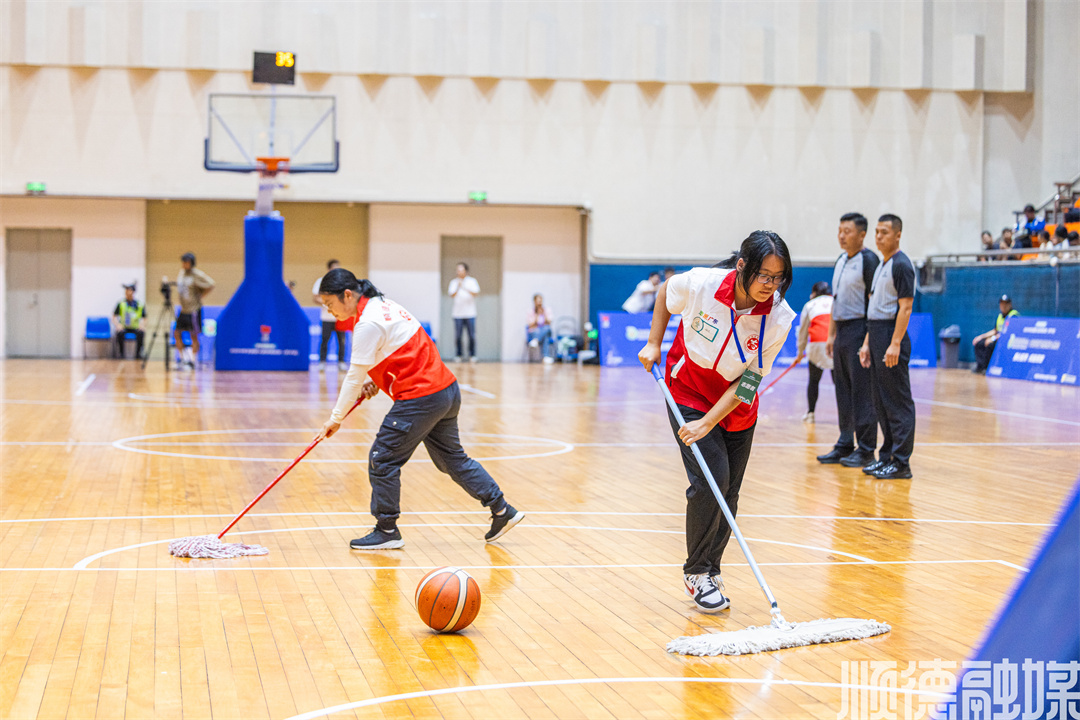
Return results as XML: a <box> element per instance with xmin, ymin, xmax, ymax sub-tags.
<box><xmin>664</xmin><ymin>268</ymin><xmax>795</xmax><ymax>431</ymax></box>
<box><xmin>351</xmin><ymin>296</ymin><xmax>456</xmax><ymax>401</ymax></box>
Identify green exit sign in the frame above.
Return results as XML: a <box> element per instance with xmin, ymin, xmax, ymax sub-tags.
<box><xmin>468</xmin><ymin>191</ymin><xmax>487</xmax><ymax>203</ymax></box>
<box><xmin>25</xmin><ymin>182</ymin><xmax>46</xmax><ymax>194</ymax></box>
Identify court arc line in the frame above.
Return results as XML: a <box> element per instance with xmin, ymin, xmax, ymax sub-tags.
<box><xmin>281</xmin><ymin>676</ymin><xmax>952</xmax><ymax>720</ymax></box>
<box><xmin>110</xmin><ymin>429</ymin><xmax>574</xmax><ymax>464</ymax></box>
<box><xmin>0</xmin><ymin>511</ymin><xmax>1054</xmax><ymax>527</ymax></box>
<box><xmin>70</xmin><ymin>523</ymin><xmax>874</xmax><ymax>569</ymax></box>
<box><xmin>0</xmin><ymin>559</ymin><xmax>1029</xmax><ymax>573</ymax></box>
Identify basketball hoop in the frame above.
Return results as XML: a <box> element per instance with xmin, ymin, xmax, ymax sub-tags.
<box><xmin>254</xmin><ymin>157</ymin><xmax>290</xmax><ymax>215</ymax></box>
<box><xmin>256</xmin><ymin>157</ymin><xmax>290</xmax><ymax>177</ymax></box>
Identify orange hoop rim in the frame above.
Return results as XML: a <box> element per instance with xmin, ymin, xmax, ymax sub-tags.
<box><xmin>256</xmin><ymin>157</ymin><xmax>290</xmax><ymax>176</ymax></box>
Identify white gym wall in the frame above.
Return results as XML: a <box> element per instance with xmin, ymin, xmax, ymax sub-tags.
<box><xmin>1</xmin><ymin>0</ymin><xmax>1077</xmax><ymax>357</ymax></box>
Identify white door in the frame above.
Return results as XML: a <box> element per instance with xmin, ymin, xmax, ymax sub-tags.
<box><xmin>5</xmin><ymin>228</ymin><xmax>72</xmax><ymax>357</ymax></box>
<box><xmin>440</xmin><ymin>236</ymin><xmax>502</xmax><ymax>362</ymax></box>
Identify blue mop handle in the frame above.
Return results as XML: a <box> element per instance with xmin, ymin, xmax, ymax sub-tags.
<box><xmin>649</xmin><ymin>364</ymin><xmax>781</xmax><ymax>613</ymax></box>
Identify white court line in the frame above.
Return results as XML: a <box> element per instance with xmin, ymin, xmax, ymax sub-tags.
<box><xmin>458</xmin><ymin>383</ymin><xmax>497</xmax><ymax>399</ymax></box>
<box><xmin>74</xmin><ymin>374</ymin><xmax>96</xmax><ymax>396</ymax></box>
<box><xmin>282</xmin><ymin>676</ymin><xmax>950</xmax><ymax>720</ymax></box>
<box><xmin>0</xmin><ymin>511</ymin><xmax>1054</xmax><ymax>527</ymax></box>
<box><xmin>912</xmin><ymin>396</ymin><xmax>1080</xmax><ymax>427</ymax></box>
<box><xmin>70</xmin><ymin>523</ymin><xmax>874</xmax><ymax>569</ymax></box>
<box><xmin>110</xmin><ymin>429</ymin><xmax>574</xmax><ymax>464</ymax></box>
<box><xmin>0</xmin><ymin>560</ymin><xmax>1028</xmax><ymax>573</ymax></box>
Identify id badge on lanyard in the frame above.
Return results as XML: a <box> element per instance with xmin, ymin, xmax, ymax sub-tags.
<box><xmin>730</xmin><ymin>310</ymin><xmax>766</xmax><ymax>405</ymax></box>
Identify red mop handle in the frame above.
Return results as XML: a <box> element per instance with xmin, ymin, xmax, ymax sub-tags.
<box><xmin>216</xmin><ymin>396</ymin><xmax>365</xmax><ymax>539</ymax></box>
<box><xmin>760</xmin><ymin>359</ymin><xmax>798</xmax><ymax>396</ymax></box>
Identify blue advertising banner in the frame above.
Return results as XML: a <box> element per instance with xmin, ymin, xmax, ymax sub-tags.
<box><xmin>597</xmin><ymin>313</ymin><xmax>680</xmax><ymax>367</ymax></box>
<box><xmin>603</xmin><ymin>311</ymin><xmax>938</xmax><ymax>369</ymax></box>
<box><xmin>988</xmin><ymin>316</ymin><xmax>1080</xmax><ymax>385</ymax></box>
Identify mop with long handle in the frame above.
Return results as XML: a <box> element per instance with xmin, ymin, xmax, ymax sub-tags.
<box><xmin>169</xmin><ymin>396</ymin><xmax>365</xmax><ymax>559</ymax></box>
<box><xmin>758</xmin><ymin>359</ymin><xmax>798</xmax><ymax>397</ymax></box>
<box><xmin>649</xmin><ymin>364</ymin><xmax>889</xmax><ymax>655</ymax></box>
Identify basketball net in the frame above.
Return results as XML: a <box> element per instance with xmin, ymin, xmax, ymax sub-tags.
<box><xmin>254</xmin><ymin>156</ymin><xmax>289</xmax><ymax>216</ymax></box>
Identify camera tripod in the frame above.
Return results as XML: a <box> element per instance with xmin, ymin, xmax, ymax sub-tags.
<box><xmin>142</xmin><ymin>289</ymin><xmax>174</xmax><ymax>373</ymax></box>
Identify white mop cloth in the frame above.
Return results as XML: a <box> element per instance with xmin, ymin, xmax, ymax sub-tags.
<box><xmin>169</xmin><ymin>535</ymin><xmax>270</xmax><ymax>559</ymax></box>
<box><xmin>667</xmin><ymin>617</ymin><xmax>891</xmax><ymax>656</ymax></box>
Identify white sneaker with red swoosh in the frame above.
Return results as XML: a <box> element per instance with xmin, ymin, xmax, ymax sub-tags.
<box><xmin>684</xmin><ymin>573</ymin><xmax>730</xmax><ymax>613</ymax></box>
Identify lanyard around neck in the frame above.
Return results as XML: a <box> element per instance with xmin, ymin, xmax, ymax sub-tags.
<box><xmin>730</xmin><ymin>309</ymin><xmax>766</xmax><ymax>371</ymax></box>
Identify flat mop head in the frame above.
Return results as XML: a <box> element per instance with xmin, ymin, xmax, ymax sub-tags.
<box><xmin>169</xmin><ymin>535</ymin><xmax>270</xmax><ymax>559</ymax></box>
<box><xmin>667</xmin><ymin>617</ymin><xmax>891</xmax><ymax>656</ymax></box>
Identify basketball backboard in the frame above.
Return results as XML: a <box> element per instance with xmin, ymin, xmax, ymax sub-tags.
<box><xmin>204</xmin><ymin>93</ymin><xmax>338</xmax><ymax>174</ymax></box>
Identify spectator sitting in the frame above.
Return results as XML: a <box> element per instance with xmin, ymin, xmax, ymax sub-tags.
<box><xmin>972</xmin><ymin>295</ymin><xmax>1019</xmax><ymax>375</ymax></box>
<box><xmin>992</xmin><ymin>228</ymin><xmax>1013</xmax><ymax>260</ymax></box>
<box><xmin>976</xmin><ymin>231</ymin><xmax>989</xmax><ymax>262</ymax></box>
<box><xmin>1038</xmin><ymin>229</ymin><xmax>1053</xmax><ymax>248</ymax></box>
<box><xmin>527</xmin><ymin>293</ymin><xmax>555</xmax><ymax>364</ymax></box>
<box><xmin>113</xmin><ymin>282</ymin><xmax>146</xmax><ymax>359</ymax></box>
<box><xmin>1068</xmin><ymin>231</ymin><xmax>1080</xmax><ymax>259</ymax></box>
<box><xmin>1052</xmin><ymin>224</ymin><xmax>1069</xmax><ymax>249</ymax></box>
<box><xmin>1013</xmin><ymin>232</ymin><xmax>1032</xmax><ymax>250</ymax></box>
<box><xmin>1022</xmin><ymin>204</ymin><xmax>1045</xmax><ymax>236</ymax></box>
<box><xmin>621</xmin><ymin>271</ymin><xmax>661</xmax><ymax>313</ymax></box>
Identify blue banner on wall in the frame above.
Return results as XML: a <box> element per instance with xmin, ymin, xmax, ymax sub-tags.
<box><xmin>988</xmin><ymin>316</ymin><xmax>1079</xmax><ymax>385</ymax></box>
<box><xmin>597</xmin><ymin>313</ymin><xmax>680</xmax><ymax>366</ymax></box>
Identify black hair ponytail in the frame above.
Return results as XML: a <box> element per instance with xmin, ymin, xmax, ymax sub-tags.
<box><xmin>318</xmin><ymin>268</ymin><xmax>383</xmax><ymax>300</ymax></box>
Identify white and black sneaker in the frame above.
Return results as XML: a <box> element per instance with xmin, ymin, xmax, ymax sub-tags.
<box><xmin>350</xmin><ymin>526</ymin><xmax>405</xmax><ymax>550</ymax></box>
<box><xmin>485</xmin><ymin>504</ymin><xmax>525</xmax><ymax>542</ymax></box>
<box><xmin>684</xmin><ymin>573</ymin><xmax>730</xmax><ymax>613</ymax></box>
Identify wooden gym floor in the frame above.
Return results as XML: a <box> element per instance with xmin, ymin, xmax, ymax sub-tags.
<box><xmin>1</xmin><ymin>359</ymin><xmax>1077</xmax><ymax>720</ymax></box>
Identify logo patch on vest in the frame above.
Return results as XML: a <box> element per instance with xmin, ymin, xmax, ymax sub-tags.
<box><xmin>746</xmin><ymin>336</ymin><xmax>759</xmax><ymax>352</ymax></box>
<box><xmin>691</xmin><ymin>315</ymin><xmax>719</xmax><ymax>342</ymax></box>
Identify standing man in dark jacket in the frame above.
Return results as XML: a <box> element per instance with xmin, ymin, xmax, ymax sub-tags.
<box><xmin>818</xmin><ymin>212</ymin><xmax>880</xmax><ymax>468</ymax></box>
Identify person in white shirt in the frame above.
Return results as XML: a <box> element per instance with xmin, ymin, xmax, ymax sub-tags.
<box><xmin>448</xmin><ymin>262</ymin><xmax>481</xmax><ymax>362</ymax></box>
<box><xmin>622</xmin><ymin>272</ymin><xmax>662</xmax><ymax>313</ymax></box>
<box><xmin>638</xmin><ymin>231</ymin><xmax>795</xmax><ymax>614</ymax></box>
<box><xmin>794</xmin><ymin>281</ymin><xmax>834</xmax><ymax>423</ymax></box>
<box><xmin>312</xmin><ymin>259</ymin><xmax>346</xmax><ymax>371</ymax></box>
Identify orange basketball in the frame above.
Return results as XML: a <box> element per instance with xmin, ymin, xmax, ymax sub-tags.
<box><xmin>414</xmin><ymin>566</ymin><xmax>482</xmax><ymax>633</ymax></box>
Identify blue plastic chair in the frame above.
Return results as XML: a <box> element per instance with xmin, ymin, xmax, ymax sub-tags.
<box><xmin>84</xmin><ymin>317</ymin><xmax>113</xmax><ymax>358</ymax></box>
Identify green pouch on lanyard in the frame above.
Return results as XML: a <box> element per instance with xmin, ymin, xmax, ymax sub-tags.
<box><xmin>734</xmin><ymin>367</ymin><xmax>763</xmax><ymax>405</ymax></box>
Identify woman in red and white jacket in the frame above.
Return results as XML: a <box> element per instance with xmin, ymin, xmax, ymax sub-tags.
<box><xmin>795</xmin><ymin>281</ymin><xmax>834</xmax><ymax>424</ymax></box>
<box><xmin>638</xmin><ymin>231</ymin><xmax>795</xmax><ymax>613</ymax></box>
<box><xmin>315</xmin><ymin>269</ymin><xmax>524</xmax><ymax>550</ymax></box>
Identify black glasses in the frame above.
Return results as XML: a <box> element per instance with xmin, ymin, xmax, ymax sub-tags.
<box><xmin>753</xmin><ymin>273</ymin><xmax>785</xmax><ymax>286</ymax></box>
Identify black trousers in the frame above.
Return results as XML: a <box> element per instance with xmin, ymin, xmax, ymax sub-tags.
<box><xmin>974</xmin><ymin>337</ymin><xmax>997</xmax><ymax>371</ymax></box>
<box><xmin>319</xmin><ymin>321</ymin><xmax>346</xmax><ymax>363</ymax></box>
<box><xmin>368</xmin><ymin>382</ymin><xmax>504</xmax><ymax>530</ymax></box>
<box><xmin>832</xmin><ymin>319</ymin><xmax>878</xmax><ymax>454</ymax></box>
<box><xmin>115</xmin><ymin>329</ymin><xmax>144</xmax><ymax>358</ymax></box>
<box><xmin>807</xmin><ymin>363</ymin><xmax>832</xmax><ymax>413</ymax></box>
<box><xmin>667</xmin><ymin>404</ymin><xmax>756</xmax><ymax>575</ymax></box>
<box><xmin>868</xmin><ymin>320</ymin><xmax>916</xmax><ymax>465</ymax></box>
<box><xmin>454</xmin><ymin>318</ymin><xmax>476</xmax><ymax>358</ymax></box>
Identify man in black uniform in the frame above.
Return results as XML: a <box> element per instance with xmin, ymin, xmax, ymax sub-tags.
<box><xmin>859</xmin><ymin>214</ymin><xmax>916</xmax><ymax>480</ymax></box>
<box><xmin>817</xmin><ymin>213</ymin><xmax>880</xmax><ymax>468</ymax></box>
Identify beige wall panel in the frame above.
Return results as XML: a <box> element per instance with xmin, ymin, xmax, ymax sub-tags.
<box><xmin>0</xmin><ymin>197</ymin><xmax>145</xmax><ymax>358</ymax></box>
<box><xmin>2</xmin><ymin>0</ymin><xmax>1031</xmax><ymax>92</ymax></box>
<box><xmin>145</xmin><ymin>200</ymin><xmax>367</xmax><ymax>323</ymax></box>
<box><xmin>369</xmin><ymin>204</ymin><xmax>581</xmax><ymax>361</ymax></box>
